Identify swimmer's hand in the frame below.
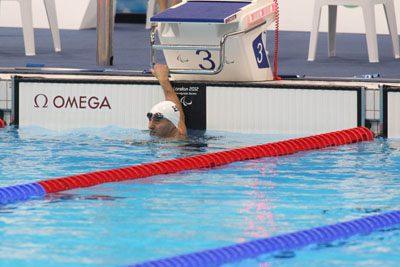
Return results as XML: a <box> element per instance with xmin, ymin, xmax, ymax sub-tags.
<box><xmin>150</xmin><ymin>64</ymin><xmax>170</xmax><ymax>82</ymax></box>
<box><xmin>125</xmin><ymin>138</ymin><xmax>184</xmax><ymax>145</ymax></box>
<box><xmin>125</xmin><ymin>139</ymin><xmax>155</xmax><ymax>145</ymax></box>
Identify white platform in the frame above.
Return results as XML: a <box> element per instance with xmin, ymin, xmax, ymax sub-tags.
<box><xmin>386</xmin><ymin>90</ymin><xmax>400</xmax><ymax>138</ymax></box>
<box><xmin>15</xmin><ymin>77</ymin><xmax>360</xmax><ymax>134</ymax></box>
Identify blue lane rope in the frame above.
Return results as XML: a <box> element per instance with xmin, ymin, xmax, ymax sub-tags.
<box><xmin>131</xmin><ymin>210</ymin><xmax>400</xmax><ymax>267</ymax></box>
<box><xmin>0</xmin><ymin>183</ymin><xmax>46</xmax><ymax>205</ymax></box>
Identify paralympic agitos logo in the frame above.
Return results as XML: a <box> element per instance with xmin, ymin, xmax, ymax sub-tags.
<box><xmin>33</xmin><ymin>94</ymin><xmax>111</xmax><ymax>110</ymax></box>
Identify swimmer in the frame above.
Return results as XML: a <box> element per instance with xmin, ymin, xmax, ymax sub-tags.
<box><xmin>148</xmin><ymin>64</ymin><xmax>187</xmax><ymax>139</ymax></box>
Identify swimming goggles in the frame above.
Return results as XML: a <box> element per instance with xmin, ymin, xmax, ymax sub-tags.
<box><xmin>147</xmin><ymin>112</ymin><xmax>164</xmax><ymax>121</ymax></box>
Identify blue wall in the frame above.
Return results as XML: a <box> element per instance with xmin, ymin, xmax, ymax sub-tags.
<box><xmin>117</xmin><ymin>0</ymin><xmax>148</xmax><ymax>14</ymax></box>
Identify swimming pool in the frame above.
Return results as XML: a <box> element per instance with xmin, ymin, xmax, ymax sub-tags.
<box><xmin>0</xmin><ymin>126</ymin><xmax>399</xmax><ymax>266</ymax></box>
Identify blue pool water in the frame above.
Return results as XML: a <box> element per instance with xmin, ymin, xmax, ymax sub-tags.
<box><xmin>0</xmin><ymin>126</ymin><xmax>400</xmax><ymax>266</ymax></box>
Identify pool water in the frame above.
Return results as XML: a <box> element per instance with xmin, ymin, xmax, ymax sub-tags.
<box><xmin>0</xmin><ymin>126</ymin><xmax>399</xmax><ymax>266</ymax></box>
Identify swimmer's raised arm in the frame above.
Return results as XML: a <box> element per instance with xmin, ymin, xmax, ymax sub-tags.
<box><xmin>150</xmin><ymin>64</ymin><xmax>187</xmax><ymax>136</ymax></box>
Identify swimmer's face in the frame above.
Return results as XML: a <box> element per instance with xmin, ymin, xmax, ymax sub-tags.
<box><xmin>147</xmin><ymin>112</ymin><xmax>175</xmax><ymax>137</ymax></box>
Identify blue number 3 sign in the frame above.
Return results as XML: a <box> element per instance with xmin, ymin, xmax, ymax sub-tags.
<box><xmin>252</xmin><ymin>33</ymin><xmax>269</xmax><ymax>69</ymax></box>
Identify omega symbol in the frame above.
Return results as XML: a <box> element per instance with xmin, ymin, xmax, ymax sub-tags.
<box><xmin>34</xmin><ymin>94</ymin><xmax>48</xmax><ymax>108</ymax></box>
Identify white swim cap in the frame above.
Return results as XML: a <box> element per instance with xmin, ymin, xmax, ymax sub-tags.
<box><xmin>149</xmin><ymin>101</ymin><xmax>180</xmax><ymax>128</ymax></box>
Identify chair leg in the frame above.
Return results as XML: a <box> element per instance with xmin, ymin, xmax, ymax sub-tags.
<box><xmin>19</xmin><ymin>0</ymin><xmax>35</xmax><ymax>56</ymax></box>
<box><xmin>382</xmin><ymin>0</ymin><xmax>400</xmax><ymax>59</ymax></box>
<box><xmin>328</xmin><ymin>5</ymin><xmax>337</xmax><ymax>57</ymax></box>
<box><xmin>361</xmin><ymin>4</ymin><xmax>379</xmax><ymax>63</ymax></box>
<box><xmin>43</xmin><ymin>0</ymin><xmax>61</xmax><ymax>52</ymax></box>
<box><xmin>146</xmin><ymin>0</ymin><xmax>156</xmax><ymax>29</ymax></box>
<box><xmin>308</xmin><ymin>2</ymin><xmax>323</xmax><ymax>61</ymax></box>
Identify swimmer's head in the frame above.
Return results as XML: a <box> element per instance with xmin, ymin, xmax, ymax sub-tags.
<box><xmin>147</xmin><ymin>101</ymin><xmax>180</xmax><ymax>137</ymax></box>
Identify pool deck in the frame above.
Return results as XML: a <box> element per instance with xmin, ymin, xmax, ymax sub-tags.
<box><xmin>1</xmin><ymin>22</ymin><xmax>400</xmax><ymax>87</ymax></box>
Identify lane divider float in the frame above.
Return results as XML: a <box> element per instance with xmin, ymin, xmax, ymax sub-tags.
<box><xmin>0</xmin><ymin>127</ymin><xmax>374</xmax><ymax>205</ymax></box>
<box><xmin>131</xmin><ymin>209</ymin><xmax>400</xmax><ymax>266</ymax></box>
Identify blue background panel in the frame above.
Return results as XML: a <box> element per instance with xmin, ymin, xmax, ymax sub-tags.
<box><xmin>117</xmin><ymin>0</ymin><xmax>147</xmax><ymax>14</ymax></box>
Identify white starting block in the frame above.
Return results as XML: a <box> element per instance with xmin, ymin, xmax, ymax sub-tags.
<box><xmin>150</xmin><ymin>0</ymin><xmax>276</xmax><ymax>82</ymax></box>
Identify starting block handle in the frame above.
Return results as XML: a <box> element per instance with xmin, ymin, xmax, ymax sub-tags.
<box><xmin>150</xmin><ymin>21</ymin><xmax>267</xmax><ymax>75</ymax></box>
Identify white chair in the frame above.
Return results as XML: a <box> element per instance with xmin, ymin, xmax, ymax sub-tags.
<box><xmin>308</xmin><ymin>0</ymin><xmax>400</xmax><ymax>63</ymax></box>
<box><xmin>146</xmin><ymin>0</ymin><xmax>156</xmax><ymax>29</ymax></box>
<box><xmin>2</xmin><ymin>0</ymin><xmax>61</xmax><ymax>56</ymax></box>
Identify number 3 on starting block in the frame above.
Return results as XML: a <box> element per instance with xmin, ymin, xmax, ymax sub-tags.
<box><xmin>252</xmin><ymin>33</ymin><xmax>269</xmax><ymax>69</ymax></box>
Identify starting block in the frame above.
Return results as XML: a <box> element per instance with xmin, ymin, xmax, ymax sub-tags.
<box><xmin>150</xmin><ymin>0</ymin><xmax>276</xmax><ymax>82</ymax></box>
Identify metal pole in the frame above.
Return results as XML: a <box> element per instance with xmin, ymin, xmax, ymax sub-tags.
<box><xmin>361</xmin><ymin>87</ymin><xmax>366</xmax><ymax>127</ymax></box>
<box><xmin>97</xmin><ymin>0</ymin><xmax>114</xmax><ymax>66</ymax></box>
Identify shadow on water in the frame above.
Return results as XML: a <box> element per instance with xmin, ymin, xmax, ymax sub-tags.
<box><xmin>44</xmin><ymin>192</ymin><xmax>125</xmax><ymax>203</ymax></box>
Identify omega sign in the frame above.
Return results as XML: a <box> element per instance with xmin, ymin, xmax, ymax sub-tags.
<box><xmin>33</xmin><ymin>94</ymin><xmax>111</xmax><ymax>110</ymax></box>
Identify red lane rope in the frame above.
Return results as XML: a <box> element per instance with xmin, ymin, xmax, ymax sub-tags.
<box><xmin>273</xmin><ymin>0</ymin><xmax>281</xmax><ymax>80</ymax></box>
<box><xmin>38</xmin><ymin>127</ymin><xmax>374</xmax><ymax>194</ymax></box>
